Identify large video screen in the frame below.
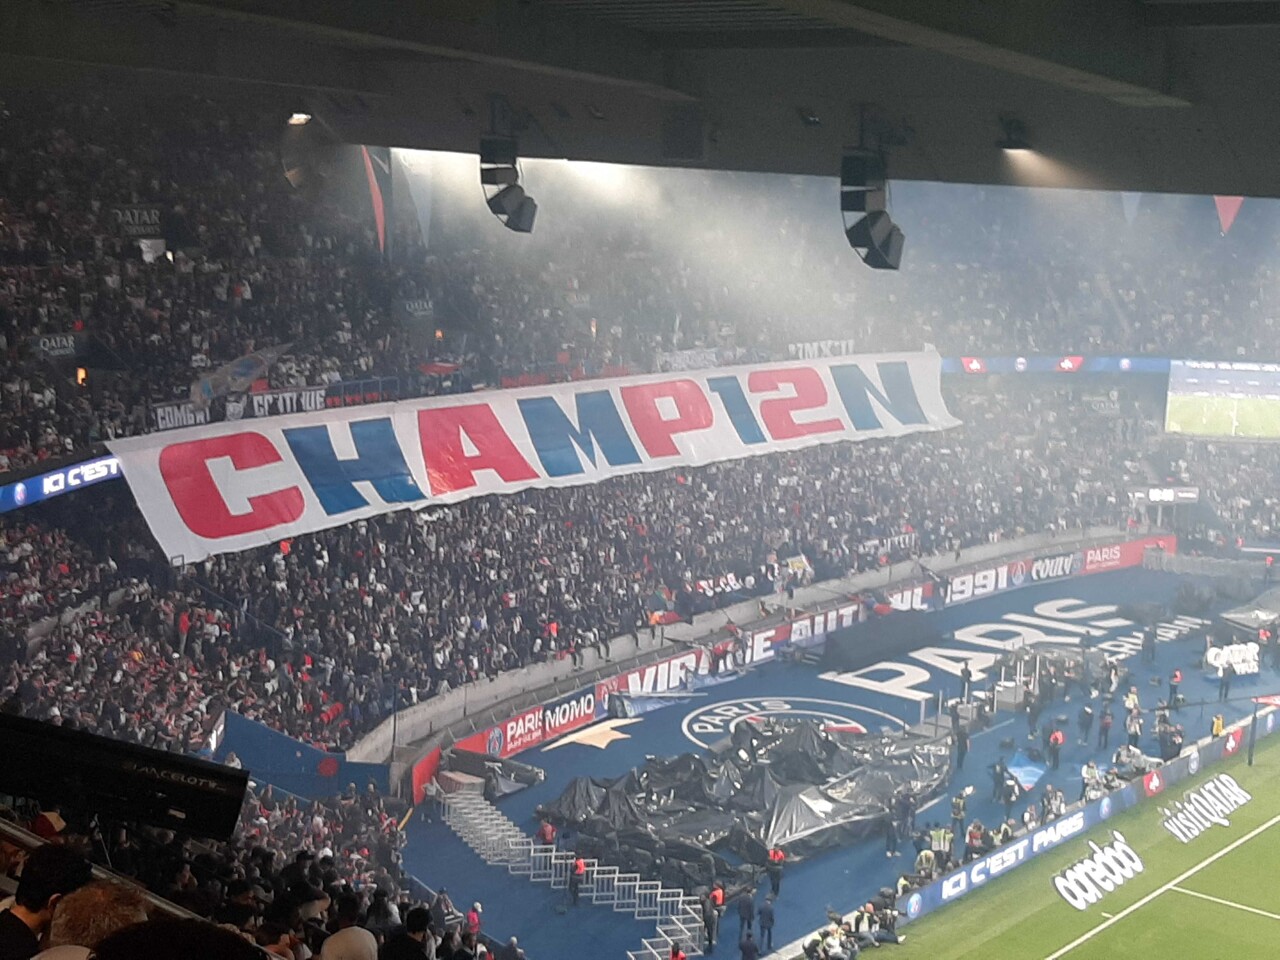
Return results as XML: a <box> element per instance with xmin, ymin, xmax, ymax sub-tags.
<box><xmin>1166</xmin><ymin>360</ymin><xmax>1280</xmax><ymax>439</ymax></box>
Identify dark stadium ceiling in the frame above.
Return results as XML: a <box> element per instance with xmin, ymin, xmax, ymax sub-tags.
<box><xmin>11</xmin><ymin>0</ymin><xmax>1280</xmax><ymax>195</ymax></box>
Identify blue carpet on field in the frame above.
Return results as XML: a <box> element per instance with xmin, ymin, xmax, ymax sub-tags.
<box><xmin>400</xmin><ymin>569</ymin><xmax>1274</xmax><ymax>960</ymax></box>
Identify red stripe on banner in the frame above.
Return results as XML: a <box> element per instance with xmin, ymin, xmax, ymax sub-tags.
<box><xmin>362</xmin><ymin>145</ymin><xmax>386</xmax><ymax>254</ymax></box>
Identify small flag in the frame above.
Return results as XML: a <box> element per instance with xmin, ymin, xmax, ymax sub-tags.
<box><xmin>362</xmin><ymin>146</ymin><xmax>393</xmax><ymax>258</ymax></box>
<box><xmin>1214</xmin><ymin>196</ymin><xmax>1245</xmax><ymax>235</ymax></box>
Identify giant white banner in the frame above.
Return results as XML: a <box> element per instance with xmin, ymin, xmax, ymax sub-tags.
<box><xmin>108</xmin><ymin>351</ymin><xmax>959</xmax><ymax>562</ymax></box>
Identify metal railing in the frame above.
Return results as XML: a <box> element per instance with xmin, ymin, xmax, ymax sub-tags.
<box><xmin>438</xmin><ymin>786</ymin><xmax>706</xmax><ymax>960</ymax></box>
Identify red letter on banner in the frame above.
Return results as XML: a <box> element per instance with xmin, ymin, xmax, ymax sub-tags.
<box><xmin>619</xmin><ymin>380</ymin><xmax>714</xmax><ymax>458</ymax></box>
<box><xmin>749</xmin><ymin>367</ymin><xmax>844</xmax><ymax>440</ymax></box>
<box><xmin>158</xmin><ymin>433</ymin><xmax>305</xmax><ymax>539</ymax></box>
<box><xmin>419</xmin><ymin>404</ymin><xmax>538</xmax><ymax>495</ymax></box>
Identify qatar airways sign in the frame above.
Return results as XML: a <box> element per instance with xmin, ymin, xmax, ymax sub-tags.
<box><xmin>108</xmin><ymin>352</ymin><xmax>957</xmax><ymax>561</ymax></box>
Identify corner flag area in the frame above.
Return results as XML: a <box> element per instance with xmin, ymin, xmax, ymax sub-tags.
<box><xmin>898</xmin><ymin>727</ymin><xmax>1280</xmax><ymax>960</ymax></box>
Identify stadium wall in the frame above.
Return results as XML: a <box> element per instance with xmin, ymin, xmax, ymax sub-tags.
<box><xmin>392</xmin><ymin>530</ymin><xmax>1174</xmax><ymax>802</ymax></box>
<box><xmin>211</xmin><ymin>711</ymin><xmax>390</xmax><ymax>799</ymax></box>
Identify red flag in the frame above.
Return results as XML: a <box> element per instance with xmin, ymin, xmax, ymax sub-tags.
<box><xmin>1214</xmin><ymin>196</ymin><xmax>1245</xmax><ymax>235</ymax></box>
<box><xmin>960</xmin><ymin>357</ymin><xmax>986</xmax><ymax>374</ymax></box>
<box><xmin>361</xmin><ymin>146</ymin><xmax>391</xmax><ymax>256</ymax></box>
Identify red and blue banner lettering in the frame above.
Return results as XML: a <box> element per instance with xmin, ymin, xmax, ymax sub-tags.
<box><xmin>108</xmin><ymin>351</ymin><xmax>957</xmax><ymax>561</ymax></box>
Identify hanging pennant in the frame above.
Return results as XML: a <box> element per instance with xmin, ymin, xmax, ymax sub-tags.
<box><xmin>1214</xmin><ymin>196</ymin><xmax>1245</xmax><ymax>235</ymax></box>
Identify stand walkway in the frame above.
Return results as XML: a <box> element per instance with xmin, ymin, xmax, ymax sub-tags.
<box><xmin>440</xmin><ymin>785</ymin><xmax>706</xmax><ymax>960</ymax></box>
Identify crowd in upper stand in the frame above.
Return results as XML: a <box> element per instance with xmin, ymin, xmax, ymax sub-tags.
<box><xmin>5</xmin><ymin>90</ymin><xmax>1280</xmax><ymax>469</ymax></box>
<box><xmin>2</xmin><ymin>87</ymin><xmax>1279</xmax><ymax>756</ymax></box>
<box><xmin>4</xmin><ymin>83</ymin><xmax>1280</xmax><ymax>954</ymax></box>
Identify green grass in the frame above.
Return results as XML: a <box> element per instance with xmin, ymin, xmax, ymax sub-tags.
<box><xmin>1165</xmin><ymin>393</ymin><xmax>1280</xmax><ymax>439</ymax></box>
<box><xmin>898</xmin><ymin>731</ymin><xmax>1280</xmax><ymax>960</ymax></box>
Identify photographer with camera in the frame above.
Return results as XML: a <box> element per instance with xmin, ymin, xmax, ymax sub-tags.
<box><xmin>851</xmin><ymin>903</ymin><xmax>905</xmax><ymax>947</ymax></box>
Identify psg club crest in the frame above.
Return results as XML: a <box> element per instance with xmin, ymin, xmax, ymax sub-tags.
<box><xmin>487</xmin><ymin>725</ymin><xmax>505</xmax><ymax>757</ymax></box>
<box><xmin>1009</xmin><ymin>561</ymin><xmax>1028</xmax><ymax>587</ymax></box>
<box><xmin>906</xmin><ymin>893</ymin><xmax>923</xmax><ymax>919</ymax></box>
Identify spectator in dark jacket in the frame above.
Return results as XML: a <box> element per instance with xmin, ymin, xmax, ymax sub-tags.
<box><xmin>736</xmin><ymin>890</ymin><xmax>755</xmax><ymax>937</ymax></box>
<box><xmin>380</xmin><ymin>907</ymin><xmax>433</xmax><ymax>960</ymax></box>
<box><xmin>757</xmin><ymin>896</ymin><xmax>775</xmax><ymax>952</ymax></box>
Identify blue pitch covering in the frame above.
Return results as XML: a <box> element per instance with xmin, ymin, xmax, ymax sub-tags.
<box><xmin>401</xmin><ymin>569</ymin><xmax>1270</xmax><ymax>960</ymax></box>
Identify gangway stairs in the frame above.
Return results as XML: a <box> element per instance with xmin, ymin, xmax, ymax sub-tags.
<box><xmin>440</xmin><ymin>787</ymin><xmax>705</xmax><ymax>960</ymax></box>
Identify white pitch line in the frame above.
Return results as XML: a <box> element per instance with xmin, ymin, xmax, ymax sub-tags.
<box><xmin>1169</xmin><ymin>885</ymin><xmax>1280</xmax><ymax>921</ymax></box>
<box><xmin>1044</xmin><ymin>812</ymin><xmax>1280</xmax><ymax>960</ymax></box>
<box><xmin>973</xmin><ymin>718</ymin><xmax>1014</xmax><ymax>739</ymax></box>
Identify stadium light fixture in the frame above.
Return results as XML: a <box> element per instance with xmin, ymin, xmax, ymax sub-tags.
<box><xmin>288</xmin><ymin>112</ymin><xmax>312</xmax><ymax>126</ymax></box>
<box><xmin>479</xmin><ymin>136</ymin><xmax>537</xmax><ymax>234</ymax></box>
<box><xmin>840</xmin><ymin>149</ymin><xmax>904</xmax><ymax>271</ymax></box>
<box><xmin>997</xmin><ymin>116</ymin><xmax>1031</xmax><ymax>152</ymax></box>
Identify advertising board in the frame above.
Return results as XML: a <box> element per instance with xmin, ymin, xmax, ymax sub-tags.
<box><xmin>0</xmin><ymin>454</ymin><xmax>123</xmax><ymax>514</ymax></box>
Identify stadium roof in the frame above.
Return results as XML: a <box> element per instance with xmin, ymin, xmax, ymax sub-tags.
<box><xmin>10</xmin><ymin>0</ymin><xmax>1280</xmax><ymax>195</ymax></box>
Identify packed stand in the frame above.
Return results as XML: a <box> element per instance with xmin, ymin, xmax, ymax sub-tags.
<box><xmin>0</xmin><ymin>90</ymin><xmax>435</xmax><ymax>470</ymax></box>
<box><xmin>0</xmin><ymin>81</ymin><xmax>1267</xmax><ymax>756</ymax></box>
<box><xmin>0</xmin><ymin>781</ymin><xmax>516</xmax><ymax>960</ymax></box>
<box><xmin>0</xmin><ymin>384</ymin><xmax>1155</xmax><ymax>754</ymax></box>
<box><xmin>5</xmin><ymin>89</ymin><xmax>1280</xmax><ymax>472</ymax></box>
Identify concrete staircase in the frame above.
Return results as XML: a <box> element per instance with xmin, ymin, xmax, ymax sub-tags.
<box><xmin>440</xmin><ymin>786</ymin><xmax>706</xmax><ymax>960</ymax></box>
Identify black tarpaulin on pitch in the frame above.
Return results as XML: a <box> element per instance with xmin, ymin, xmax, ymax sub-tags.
<box><xmin>537</xmin><ymin>718</ymin><xmax>950</xmax><ymax>892</ymax></box>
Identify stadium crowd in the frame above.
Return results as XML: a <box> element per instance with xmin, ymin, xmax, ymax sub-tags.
<box><xmin>0</xmin><ymin>777</ymin><xmax>513</xmax><ymax>960</ymax></box>
<box><xmin>3</xmin><ymin>81</ymin><xmax>1280</xmax><ymax>959</ymax></box>
<box><xmin>5</xmin><ymin>86</ymin><xmax>1274</xmax><ymax>757</ymax></box>
<box><xmin>0</xmin><ymin>381</ymin><xmax>1151</xmax><ymax>754</ymax></box>
<box><xmin>6</xmin><ymin>90</ymin><xmax>1280</xmax><ymax>471</ymax></box>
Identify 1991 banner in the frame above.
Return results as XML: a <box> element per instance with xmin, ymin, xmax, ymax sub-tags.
<box><xmin>108</xmin><ymin>351</ymin><xmax>959</xmax><ymax>562</ymax></box>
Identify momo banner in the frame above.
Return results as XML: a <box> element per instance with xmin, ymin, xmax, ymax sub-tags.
<box><xmin>108</xmin><ymin>351</ymin><xmax>958</xmax><ymax>562</ymax></box>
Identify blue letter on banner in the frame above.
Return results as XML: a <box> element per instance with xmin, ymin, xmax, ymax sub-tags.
<box><xmin>285</xmin><ymin>418</ymin><xmax>423</xmax><ymax>515</ymax></box>
<box><xmin>830</xmin><ymin>361</ymin><xmax>927</xmax><ymax>430</ymax></box>
<box><xmin>707</xmin><ymin>376</ymin><xmax>767</xmax><ymax>445</ymax></box>
<box><xmin>519</xmin><ymin>390</ymin><xmax>642</xmax><ymax>477</ymax></box>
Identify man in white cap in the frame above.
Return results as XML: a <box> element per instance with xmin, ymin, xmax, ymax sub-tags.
<box><xmin>466</xmin><ymin>902</ymin><xmax>482</xmax><ymax>938</ymax></box>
